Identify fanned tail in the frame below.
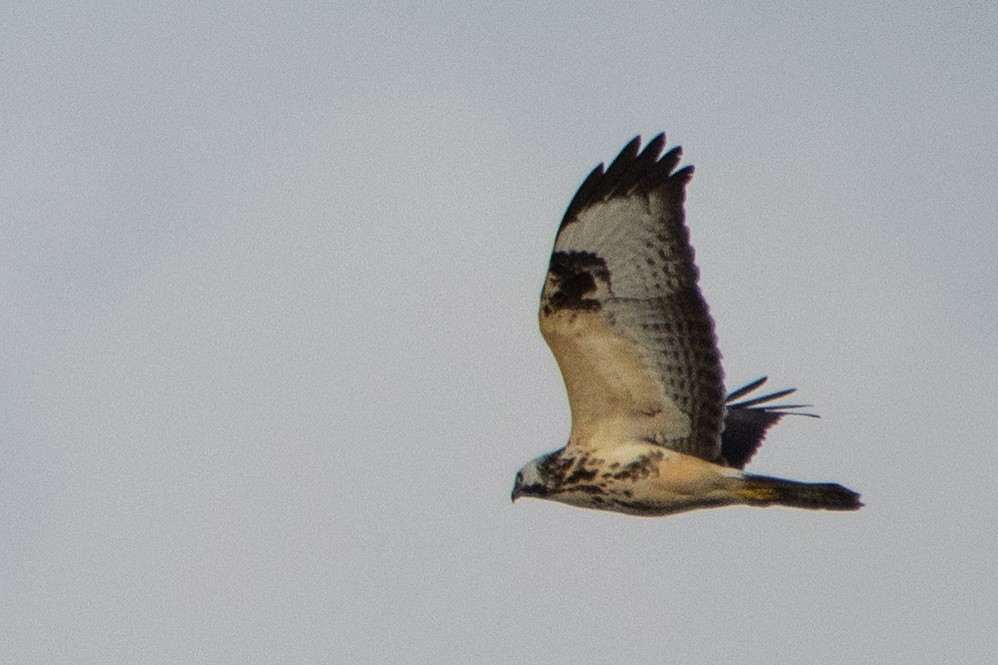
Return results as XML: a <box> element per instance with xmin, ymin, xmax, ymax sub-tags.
<box><xmin>738</xmin><ymin>474</ymin><xmax>863</xmax><ymax>511</ymax></box>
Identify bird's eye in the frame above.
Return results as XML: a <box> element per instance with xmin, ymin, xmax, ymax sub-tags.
<box><xmin>515</xmin><ymin>472</ymin><xmax>523</xmax><ymax>484</ymax></box>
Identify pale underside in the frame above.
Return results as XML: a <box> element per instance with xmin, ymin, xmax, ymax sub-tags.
<box><xmin>541</xmin><ymin>185</ymin><xmax>725</xmax><ymax>463</ymax></box>
<box><xmin>515</xmin><ymin>135</ymin><xmax>861</xmax><ymax>516</ymax></box>
<box><xmin>540</xmin><ymin>304</ymin><xmax>690</xmax><ymax>445</ymax></box>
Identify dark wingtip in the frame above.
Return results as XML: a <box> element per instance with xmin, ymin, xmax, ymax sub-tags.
<box><xmin>726</xmin><ymin>378</ymin><xmax>818</xmax><ymax>417</ymax></box>
<box><xmin>558</xmin><ymin>134</ymin><xmax>691</xmax><ymax>230</ymax></box>
<box><xmin>602</xmin><ymin>136</ymin><xmax>642</xmax><ymax>181</ymax></box>
<box><xmin>725</xmin><ymin>376</ymin><xmax>769</xmax><ymax>402</ymax></box>
<box><xmin>722</xmin><ymin>377</ymin><xmax>820</xmax><ymax>469</ymax></box>
<box><xmin>641</xmin><ymin>133</ymin><xmax>667</xmax><ymax>160</ymax></box>
<box><xmin>561</xmin><ymin>163</ymin><xmax>606</xmax><ymax>224</ymax></box>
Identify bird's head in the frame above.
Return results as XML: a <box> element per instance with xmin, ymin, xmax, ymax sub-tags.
<box><xmin>511</xmin><ymin>454</ymin><xmax>556</xmax><ymax>503</ymax></box>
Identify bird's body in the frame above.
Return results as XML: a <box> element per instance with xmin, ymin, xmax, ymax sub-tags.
<box><xmin>517</xmin><ymin>440</ymin><xmax>741</xmax><ymax>517</ymax></box>
<box><xmin>512</xmin><ymin>134</ymin><xmax>861</xmax><ymax>517</ymax></box>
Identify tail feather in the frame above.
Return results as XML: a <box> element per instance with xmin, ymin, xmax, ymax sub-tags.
<box><xmin>739</xmin><ymin>474</ymin><xmax>863</xmax><ymax>511</ymax></box>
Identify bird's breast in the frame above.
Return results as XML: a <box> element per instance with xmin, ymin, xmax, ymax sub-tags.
<box><xmin>547</xmin><ymin>443</ymin><xmax>739</xmax><ymax>516</ymax></box>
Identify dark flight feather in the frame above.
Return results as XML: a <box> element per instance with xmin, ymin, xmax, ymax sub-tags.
<box><xmin>721</xmin><ymin>377</ymin><xmax>818</xmax><ymax>469</ymax></box>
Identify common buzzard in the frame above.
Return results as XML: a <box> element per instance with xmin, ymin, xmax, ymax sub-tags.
<box><xmin>511</xmin><ymin>134</ymin><xmax>861</xmax><ymax>516</ymax></box>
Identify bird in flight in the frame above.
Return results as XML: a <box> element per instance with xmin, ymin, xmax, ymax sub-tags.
<box><xmin>511</xmin><ymin>134</ymin><xmax>861</xmax><ymax>516</ymax></box>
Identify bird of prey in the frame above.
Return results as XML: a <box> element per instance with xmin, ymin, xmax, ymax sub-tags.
<box><xmin>511</xmin><ymin>134</ymin><xmax>861</xmax><ymax>517</ymax></box>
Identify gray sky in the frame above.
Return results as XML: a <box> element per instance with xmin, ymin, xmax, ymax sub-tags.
<box><xmin>3</xmin><ymin>2</ymin><xmax>997</xmax><ymax>663</ymax></box>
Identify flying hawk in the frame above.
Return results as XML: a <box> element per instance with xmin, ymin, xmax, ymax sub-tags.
<box><xmin>511</xmin><ymin>134</ymin><xmax>861</xmax><ymax>516</ymax></box>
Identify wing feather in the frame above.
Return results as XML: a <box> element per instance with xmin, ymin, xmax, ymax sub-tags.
<box><xmin>721</xmin><ymin>377</ymin><xmax>819</xmax><ymax>468</ymax></box>
<box><xmin>540</xmin><ymin>135</ymin><xmax>725</xmax><ymax>460</ymax></box>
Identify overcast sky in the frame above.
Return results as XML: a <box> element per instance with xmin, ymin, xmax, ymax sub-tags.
<box><xmin>3</xmin><ymin>2</ymin><xmax>997</xmax><ymax>664</ymax></box>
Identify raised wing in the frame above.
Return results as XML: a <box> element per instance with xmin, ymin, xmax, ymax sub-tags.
<box><xmin>721</xmin><ymin>377</ymin><xmax>818</xmax><ymax>468</ymax></box>
<box><xmin>540</xmin><ymin>135</ymin><xmax>725</xmax><ymax>461</ymax></box>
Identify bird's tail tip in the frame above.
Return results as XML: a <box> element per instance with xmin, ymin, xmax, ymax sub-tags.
<box><xmin>739</xmin><ymin>474</ymin><xmax>863</xmax><ymax>511</ymax></box>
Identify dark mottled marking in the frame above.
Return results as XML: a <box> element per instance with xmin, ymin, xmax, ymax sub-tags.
<box><xmin>571</xmin><ymin>484</ymin><xmax>609</xmax><ymax>495</ymax></box>
<box><xmin>538</xmin><ymin>451</ymin><xmax>606</xmax><ymax>486</ymax></box>
<box><xmin>565</xmin><ymin>465</ymin><xmax>598</xmax><ymax>484</ymax></box>
<box><xmin>538</xmin><ymin>451</ymin><xmax>575</xmax><ymax>481</ymax></box>
<box><xmin>544</xmin><ymin>251</ymin><xmax>610</xmax><ymax>314</ymax></box>
<box><xmin>611</xmin><ymin>450</ymin><xmax>664</xmax><ymax>481</ymax></box>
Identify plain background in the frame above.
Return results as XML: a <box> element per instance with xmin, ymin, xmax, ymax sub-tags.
<box><xmin>3</xmin><ymin>2</ymin><xmax>997</xmax><ymax>663</ymax></box>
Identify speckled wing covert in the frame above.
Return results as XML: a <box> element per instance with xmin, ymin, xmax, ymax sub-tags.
<box><xmin>539</xmin><ymin>134</ymin><xmax>726</xmax><ymax>461</ymax></box>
